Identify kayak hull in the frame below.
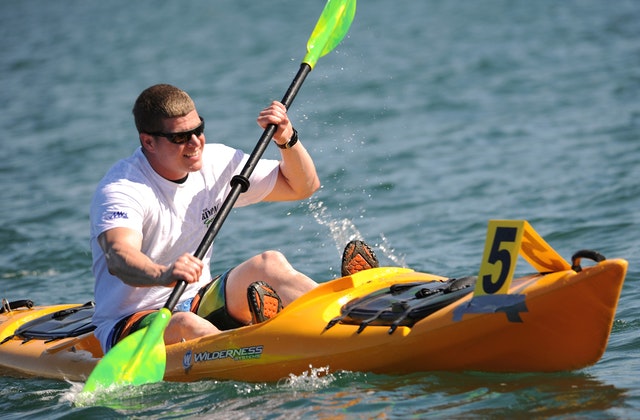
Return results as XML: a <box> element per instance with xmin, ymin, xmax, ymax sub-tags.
<box><xmin>0</xmin><ymin>259</ymin><xmax>626</xmax><ymax>383</ymax></box>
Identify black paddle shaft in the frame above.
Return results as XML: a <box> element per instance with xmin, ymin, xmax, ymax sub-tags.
<box><xmin>164</xmin><ymin>63</ymin><xmax>312</xmax><ymax>311</ymax></box>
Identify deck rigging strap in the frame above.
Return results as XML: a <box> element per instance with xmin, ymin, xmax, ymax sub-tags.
<box><xmin>325</xmin><ymin>276</ymin><xmax>476</xmax><ymax>334</ymax></box>
<box><xmin>0</xmin><ymin>302</ymin><xmax>95</xmax><ymax>344</ymax></box>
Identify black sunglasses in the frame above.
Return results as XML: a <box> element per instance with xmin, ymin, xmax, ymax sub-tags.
<box><xmin>147</xmin><ymin>117</ymin><xmax>205</xmax><ymax>145</ymax></box>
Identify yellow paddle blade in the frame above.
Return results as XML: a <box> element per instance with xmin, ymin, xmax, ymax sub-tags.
<box><xmin>82</xmin><ymin>308</ymin><xmax>171</xmax><ymax>393</ymax></box>
<box><xmin>303</xmin><ymin>0</ymin><xmax>357</xmax><ymax>68</ymax></box>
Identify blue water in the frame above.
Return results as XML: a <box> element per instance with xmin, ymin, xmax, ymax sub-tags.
<box><xmin>1</xmin><ymin>0</ymin><xmax>639</xmax><ymax>418</ymax></box>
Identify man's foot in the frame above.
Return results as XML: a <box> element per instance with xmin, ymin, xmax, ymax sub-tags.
<box><xmin>341</xmin><ymin>240</ymin><xmax>379</xmax><ymax>277</ymax></box>
<box><xmin>247</xmin><ymin>281</ymin><xmax>283</xmax><ymax>324</ymax></box>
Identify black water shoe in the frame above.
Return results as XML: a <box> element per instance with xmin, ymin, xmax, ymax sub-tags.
<box><xmin>247</xmin><ymin>281</ymin><xmax>283</xmax><ymax>324</ymax></box>
<box><xmin>341</xmin><ymin>240</ymin><xmax>379</xmax><ymax>277</ymax></box>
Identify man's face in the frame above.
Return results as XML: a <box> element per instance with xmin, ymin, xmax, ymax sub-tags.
<box><xmin>143</xmin><ymin>109</ymin><xmax>206</xmax><ymax>180</ymax></box>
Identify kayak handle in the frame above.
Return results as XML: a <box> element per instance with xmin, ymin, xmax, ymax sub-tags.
<box><xmin>571</xmin><ymin>250</ymin><xmax>606</xmax><ymax>272</ymax></box>
<box><xmin>0</xmin><ymin>299</ymin><xmax>34</xmax><ymax>314</ymax></box>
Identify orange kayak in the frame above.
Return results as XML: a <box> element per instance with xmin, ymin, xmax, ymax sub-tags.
<box><xmin>0</xmin><ymin>221</ymin><xmax>627</xmax><ymax>383</ymax></box>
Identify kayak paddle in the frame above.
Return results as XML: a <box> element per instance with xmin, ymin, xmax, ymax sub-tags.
<box><xmin>83</xmin><ymin>0</ymin><xmax>356</xmax><ymax>393</ymax></box>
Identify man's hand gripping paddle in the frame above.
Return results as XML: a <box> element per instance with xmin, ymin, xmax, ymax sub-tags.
<box><xmin>83</xmin><ymin>0</ymin><xmax>357</xmax><ymax>393</ymax></box>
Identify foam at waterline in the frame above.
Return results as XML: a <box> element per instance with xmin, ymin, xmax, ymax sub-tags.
<box><xmin>276</xmin><ymin>366</ymin><xmax>336</xmax><ymax>391</ymax></box>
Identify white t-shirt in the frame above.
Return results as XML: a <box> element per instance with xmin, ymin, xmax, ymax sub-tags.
<box><xmin>90</xmin><ymin>144</ymin><xmax>279</xmax><ymax>351</ymax></box>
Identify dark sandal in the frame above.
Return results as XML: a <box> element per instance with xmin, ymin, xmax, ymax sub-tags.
<box><xmin>341</xmin><ymin>240</ymin><xmax>380</xmax><ymax>277</ymax></box>
<box><xmin>247</xmin><ymin>281</ymin><xmax>283</xmax><ymax>324</ymax></box>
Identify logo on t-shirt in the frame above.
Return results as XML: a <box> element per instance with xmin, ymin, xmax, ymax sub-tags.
<box><xmin>105</xmin><ymin>211</ymin><xmax>128</xmax><ymax>220</ymax></box>
<box><xmin>201</xmin><ymin>206</ymin><xmax>218</xmax><ymax>227</ymax></box>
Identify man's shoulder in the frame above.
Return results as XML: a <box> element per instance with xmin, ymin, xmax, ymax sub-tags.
<box><xmin>100</xmin><ymin>149</ymin><xmax>149</xmax><ymax>182</ymax></box>
<box><xmin>96</xmin><ymin>150</ymin><xmax>156</xmax><ymax>197</ymax></box>
<box><xmin>200</xmin><ymin>143</ymin><xmax>247</xmax><ymax>177</ymax></box>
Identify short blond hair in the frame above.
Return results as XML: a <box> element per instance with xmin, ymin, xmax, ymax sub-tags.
<box><xmin>132</xmin><ymin>84</ymin><xmax>195</xmax><ymax>133</ymax></box>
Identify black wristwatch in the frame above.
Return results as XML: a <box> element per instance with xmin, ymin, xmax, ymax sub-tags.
<box><xmin>274</xmin><ymin>128</ymin><xmax>299</xmax><ymax>149</ymax></box>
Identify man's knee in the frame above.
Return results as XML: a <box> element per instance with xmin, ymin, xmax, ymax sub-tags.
<box><xmin>166</xmin><ymin>312</ymin><xmax>220</xmax><ymax>343</ymax></box>
<box><xmin>238</xmin><ymin>251</ymin><xmax>293</xmax><ymax>279</ymax></box>
<box><xmin>170</xmin><ymin>311</ymin><xmax>198</xmax><ymax>329</ymax></box>
<box><xmin>257</xmin><ymin>250</ymin><xmax>289</xmax><ymax>267</ymax></box>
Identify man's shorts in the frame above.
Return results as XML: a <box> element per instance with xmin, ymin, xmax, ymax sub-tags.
<box><xmin>107</xmin><ymin>270</ymin><xmax>243</xmax><ymax>350</ymax></box>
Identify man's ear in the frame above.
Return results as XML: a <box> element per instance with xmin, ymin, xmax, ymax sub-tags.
<box><xmin>139</xmin><ymin>133</ymin><xmax>156</xmax><ymax>153</ymax></box>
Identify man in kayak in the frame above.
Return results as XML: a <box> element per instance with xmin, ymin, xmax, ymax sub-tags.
<box><xmin>90</xmin><ymin>84</ymin><xmax>379</xmax><ymax>353</ymax></box>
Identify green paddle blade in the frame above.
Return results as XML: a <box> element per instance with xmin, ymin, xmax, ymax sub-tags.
<box><xmin>303</xmin><ymin>0</ymin><xmax>357</xmax><ymax>69</ymax></box>
<box><xmin>82</xmin><ymin>308</ymin><xmax>171</xmax><ymax>393</ymax></box>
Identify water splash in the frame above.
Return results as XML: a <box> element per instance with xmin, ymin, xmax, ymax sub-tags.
<box><xmin>307</xmin><ymin>199</ymin><xmax>406</xmax><ymax>267</ymax></box>
<box><xmin>375</xmin><ymin>233</ymin><xmax>406</xmax><ymax>267</ymax></box>
<box><xmin>307</xmin><ymin>200</ymin><xmax>364</xmax><ymax>249</ymax></box>
<box><xmin>60</xmin><ymin>381</ymin><xmax>85</xmax><ymax>406</ymax></box>
<box><xmin>276</xmin><ymin>365</ymin><xmax>336</xmax><ymax>392</ymax></box>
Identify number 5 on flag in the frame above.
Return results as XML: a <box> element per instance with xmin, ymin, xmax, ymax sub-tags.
<box><xmin>475</xmin><ymin>220</ymin><xmax>570</xmax><ymax>297</ymax></box>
